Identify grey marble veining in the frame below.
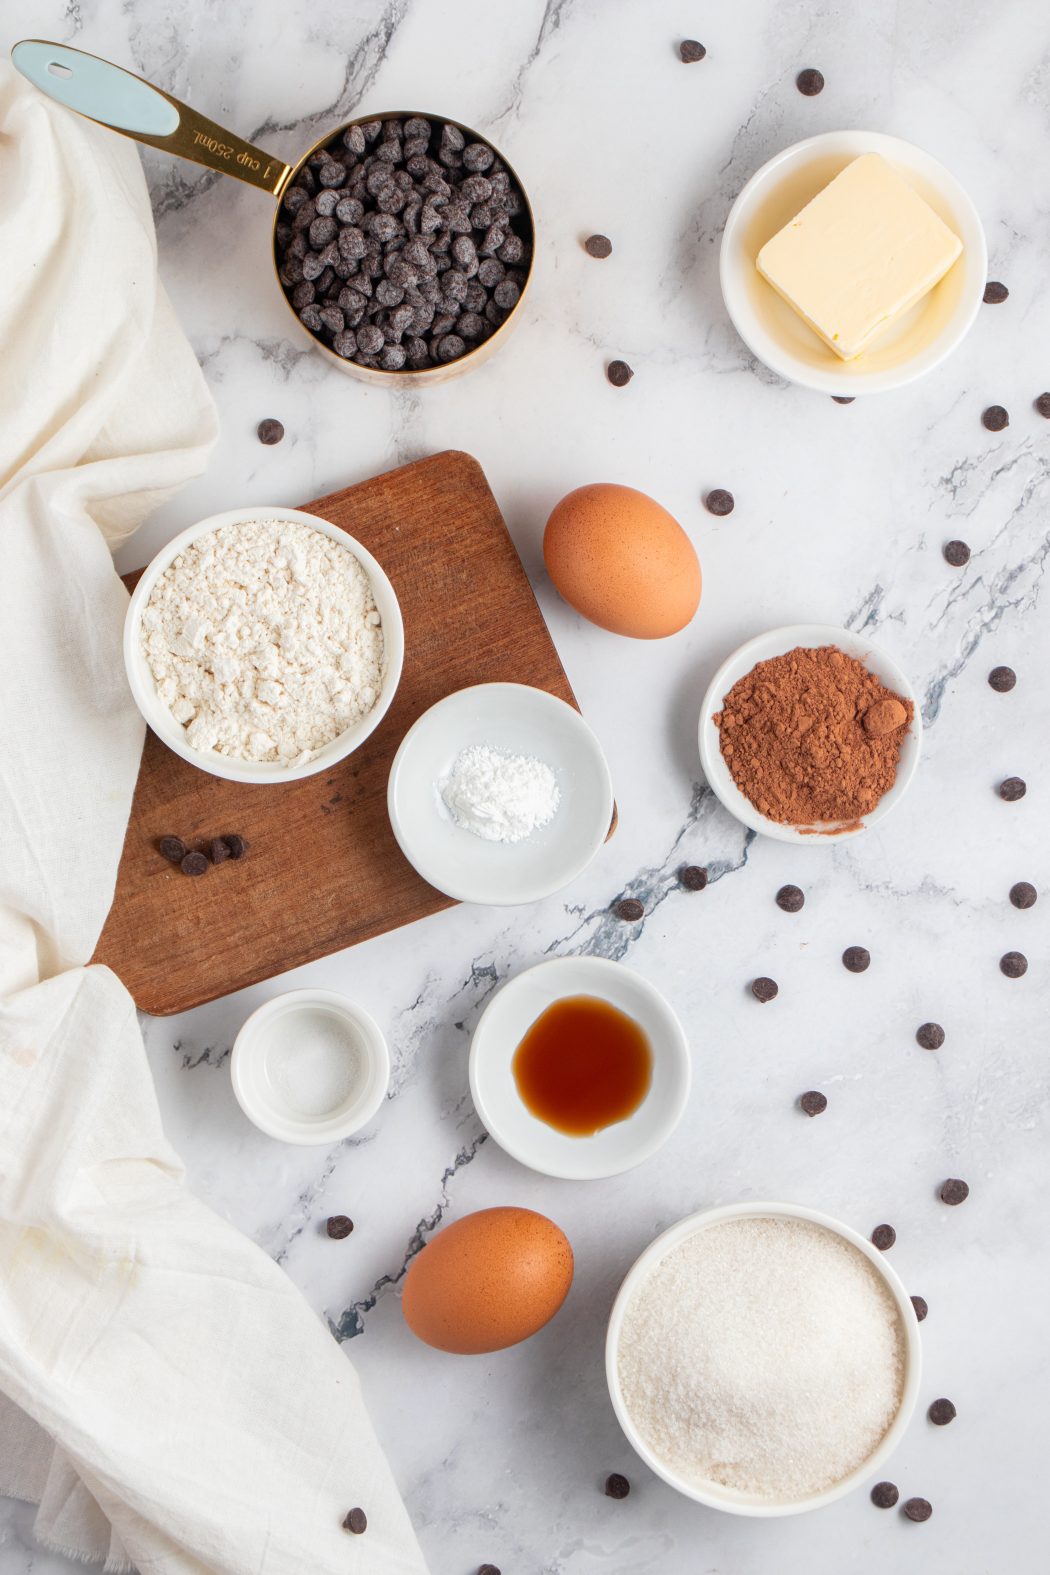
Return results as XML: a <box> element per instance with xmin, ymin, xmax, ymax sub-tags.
<box><xmin>2</xmin><ymin>1</ymin><xmax>1048</xmax><ymax>1572</ymax></box>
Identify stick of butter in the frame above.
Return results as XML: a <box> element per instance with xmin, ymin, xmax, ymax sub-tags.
<box><xmin>756</xmin><ymin>153</ymin><xmax>963</xmax><ymax>360</ymax></box>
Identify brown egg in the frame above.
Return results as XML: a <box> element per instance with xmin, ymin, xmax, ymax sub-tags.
<box><xmin>543</xmin><ymin>483</ymin><xmax>701</xmax><ymax>639</ymax></box>
<box><xmin>402</xmin><ymin>1206</ymin><xmax>574</xmax><ymax>1354</ymax></box>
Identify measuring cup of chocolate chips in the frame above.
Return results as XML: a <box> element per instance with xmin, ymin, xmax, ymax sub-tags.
<box><xmin>12</xmin><ymin>40</ymin><xmax>535</xmax><ymax>383</ymax></box>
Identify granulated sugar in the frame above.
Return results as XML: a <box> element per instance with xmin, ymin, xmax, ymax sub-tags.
<box><xmin>617</xmin><ymin>1217</ymin><xmax>905</xmax><ymax>1499</ymax></box>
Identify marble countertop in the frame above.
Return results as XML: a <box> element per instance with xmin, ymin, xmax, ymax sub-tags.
<box><xmin>3</xmin><ymin>1</ymin><xmax>1048</xmax><ymax>1572</ymax></box>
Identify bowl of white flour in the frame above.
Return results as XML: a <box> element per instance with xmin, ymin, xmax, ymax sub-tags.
<box><xmin>125</xmin><ymin>507</ymin><xmax>404</xmax><ymax>783</ymax></box>
<box><xmin>606</xmin><ymin>1201</ymin><xmax>922</xmax><ymax>1515</ymax></box>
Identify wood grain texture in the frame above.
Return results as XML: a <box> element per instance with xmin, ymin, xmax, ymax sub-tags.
<box><xmin>92</xmin><ymin>451</ymin><xmax>597</xmax><ymax>1016</ymax></box>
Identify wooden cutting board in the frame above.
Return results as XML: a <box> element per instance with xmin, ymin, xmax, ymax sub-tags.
<box><xmin>93</xmin><ymin>451</ymin><xmax>604</xmax><ymax>1016</ymax></box>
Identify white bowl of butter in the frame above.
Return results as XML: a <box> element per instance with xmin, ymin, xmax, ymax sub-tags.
<box><xmin>719</xmin><ymin>131</ymin><xmax>986</xmax><ymax>395</ymax></box>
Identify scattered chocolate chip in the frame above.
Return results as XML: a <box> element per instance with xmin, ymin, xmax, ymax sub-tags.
<box><xmin>796</xmin><ymin>67</ymin><xmax>825</xmax><ymax>95</ymax></box>
<box><xmin>257</xmin><ymin>418</ymin><xmax>284</xmax><ymax>445</ymax></box>
<box><xmin>1010</xmin><ymin>881</ymin><xmax>1037</xmax><ymax>910</ymax></box>
<box><xmin>982</xmin><ymin>404</ymin><xmax>1009</xmax><ymax>432</ymax></box>
<box><xmin>704</xmin><ymin>488</ymin><xmax>735</xmax><ymax>516</ymax></box>
<box><xmin>1036</xmin><ymin>392</ymin><xmax>1050</xmax><ymax>418</ymax></box>
<box><xmin>604</xmin><ymin>1473</ymin><xmax>631</xmax><ymax>1499</ymax></box>
<box><xmin>911</xmin><ymin>1294</ymin><xmax>929</xmax><ymax>1322</ymax></box>
<box><xmin>1000</xmin><ymin>950</ymin><xmax>1028</xmax><ymax>978</ymax></box>
<box><xmin>752</xmin><ymin>976</ymin><xmax>779</xmax><ymax>1003</ymax></box>
<box><xmin>943</xmin><ymin>539</ymin><xmax>970</xmax><ymax>567</ymax></box>
<box><xmin>983</xmin><ymin>281</ymin><xmax>1009</xmax><ymax>304</ymax></box>
<box><xmin>916</xmin><ymin>1022</ymin><xmax>945</xmax><ymax>1050</ymax></box>
<box><xmin>776</xmin><ymin>884</ymin><xmax>805</xmax><ymax>913</ymax></box>
<box><xmin>614</xmin><ymin>898</ymin><xmax>644</xmax><ymax>921</ymax></box>
<box><xmin>158</xmin><ymin>836</ymin><xmax>188</xmax><ymax>864</ymax></box>
<box><xmin>843</xmin><ymin>946</ymin><xmax>871</xmax><ymax>973</ymax></box>
<box><xmin>940</xmin><ymin>1177</ymin><xmax>969</xmax><ymax>1206</ymax></box>
<box><xmin>680</xmin><ymin>864</ymin><xmax>708</xmax><ymax>891</ymax></box>
<box><xmin>180</xmin><ymin>851</ymin><xmax>209</xmax><ymax>877</ymax></box>
<box><xmin>584</xmin><ymin>234</ymin><xmax>613</xmax><ymax>259</ymax></box>
<box><xmin>988</xmin><ymin>665</ymin><xmax>1016</xmax><ymax>692</ymax></box>
<box><xmin>903</xmin><ymin>1497</ymin><xmax>932</xmax><ymax>1523</ymax></box>
<box><xmin>477</xmin><ymin>1567</ymin><xmax>501</xmax><ymax>1575</ymax></box>
<box><xmin>928</xmin><ymin>1397</ymin><xmax>957</xmax><ymax>1426</ymax></box>
<box><xmin>998</xmin><ymin>776</ymin><xmax>1026</xmax><ymax>802</ymax></box>
<box><xmin>209</xmin><ymin>838</ymin><xmax>231</xmax><ymax>865</ymax></box>
<box><xmin>679</xmin><ymin>40</ymin><xmax>706</xmax><ymax>63</ymax></box>
<box><xmin>342</xmin><ymin>1507</ymin><xmax>367</xmax><ymax>1535</ymax></box>
<box><xmin>224</xmin><ymin>834</ymin><xmax>248</xmax><ymax>858</ymax></box>
<box><xmin>871</xmin><ymin>1224</ymin><xmax>896</xmax><ymax>1251</ymax></box>
<box><xmin>831</xmin><ymin>395</ymin><xmax>855</xmax><ymax>404</ymax></box>
<box><xmin>799</xmin><ymin>1089</ymin><xmax>827</xmax><ymax>1116</ymax></box>
<box><xmin>326</xmin><ymin>1215</ymin><xmax>354</xmax><ymax>1240</ymax></box>
<box><xmin>607</xmin><ymin>359</ymin><xmax>634</xmax><ymax>386</ymax></box>
<box><xmin>871</xmin><ymin>1481</ymin><xmax>899</xmax><ymax>1508</ymax></box>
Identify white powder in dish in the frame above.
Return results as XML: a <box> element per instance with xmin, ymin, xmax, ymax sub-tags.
<box><xmin>617</xmin><ymin>1217</ymin><xmax>905</xmax><ymax>1500</ymax></box>
<box><xmin>264</xmin><ymin>1010</ymin><xmax>364</xmax><ymax>1119</ymax></box>
<box><xmin>440</xmin><ymin>744</ymin><xmax>560</xmax><ymax>843</ymax></box>
<box><xmin>140</xmin><ymin>518</ymin><xmax>384</xmax><ymax>765</ymax></box>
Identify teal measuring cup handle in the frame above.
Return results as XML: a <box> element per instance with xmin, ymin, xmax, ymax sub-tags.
<box><xmin>11</xmin><ymin>40</ymin><xmax>291</xmax><ymax>197</ymax></box>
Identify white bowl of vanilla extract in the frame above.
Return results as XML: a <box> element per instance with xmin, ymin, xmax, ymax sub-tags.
<box><xmin>468</xmin><ymin>956</ymin><xmax>691</xmax><ymax>1181</ymax></box>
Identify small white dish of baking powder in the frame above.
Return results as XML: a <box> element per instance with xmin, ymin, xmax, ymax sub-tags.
<box><xmin>231</xmin><ymin>989</ymin><xmax>389</xmax><ymax>1144</ymax></box>
<box><xmin>387</xmin><ymin>683</ymin><xmax>614</xmax><ymax>906</ymax></box>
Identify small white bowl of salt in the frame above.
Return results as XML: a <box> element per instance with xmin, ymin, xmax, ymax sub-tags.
<box><xmin>231</xmin><ymin>989</ymin><xmax>389</xmax><ymax>1144</ymax></box>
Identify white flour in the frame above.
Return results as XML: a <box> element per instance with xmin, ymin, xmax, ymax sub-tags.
<box><xmin>140</xmin><ymin>518</ymin><xmax>384</xmax><ymax>764</ymax></box>
<box><xmin>441</xmin><ymin>744</ymin><xmax>560</xmax><ymax>842</ymax></box>
<box><xmin>617</xmin><ymin>1217</ymin><xmax>905</xmax><ymax>1500</ymax></box>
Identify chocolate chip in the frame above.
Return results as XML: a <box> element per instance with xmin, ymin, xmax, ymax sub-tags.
<box><xmin>871</xmin><ymin>1481</ymin><xmax>899</xmax><ymax>1508</ymax></box>
<box><xmin>158</xmin><ymin>836</ymin><xmax>187</xmax><ymax>863</ymax></box>
<box><xmin>903</xmin><ymin>1498</ymin><xmax>932</xmax><ymax>1523</ymax></box>
<box><xmin>680</xmin><ymin>865</ymin><xmax>708</xmax><ymax>891</ymax></box>
<box><xmin>799</xmin><ymin>1090</ymin><xmax>827</xmax><ymax>1116</ymax></box>
<box><xmin>988</xmin><ymin>665</ymin><xmax>1016</xmax><ymax>692</ymax></box>
<box><xmin>1036</xmin><ymin>392</ymin><xmax>1050</xmax><ymax>418</ymax></box>
<box><xmin>796</xmin><ymin>67</ymin><xmax>825</xmax><ymax>95</ymax></box>
<box><xmin>831</xmin><ymin>395</ymin><xmax>855</xmax><ymax>404</ymax></box>
<box><xmin>614</xmin><ymin>898</ymin><xmax>644</xmax><ymax>922</ymax></box>
<box><xmin>982</xmin><ymin>404</ymin><xmax>1009</xmax><ymax>431</ymax></box>
<box><xmin>584</xmin><ymin>234</ymin><xmax>613</xmax><ymax>258</ymax></box>
<box><xmin>943</xmin><ymin>539</ymin><xmax>970</xmax><ymax>567</ymax></box>
<box><xmin>257</xmin><ymin>419</ymin><xmax>284</xmax><ymax>445</ymax></box>
<box><xmin>477</xmin><ymin>1567</ymin><xmax>501</xmax><ymax>1575</ymax></box>
<box><xmin>916</xmin><ymin>1022</ymin><xmax>945</xmax><ymax>1050</ymax></box>
<box><xmin>342</xmin><ymin>1507</ymin><xmax>367</xmax><ymax>1535</ymax></box>
<box><xmin>209</xmin><ymin>838</ymin><xmax>231</xmax><ymax>865</ymax></box>
<box><xmin>180</xmin><ymin>851</ymin><xmax>209</xmax><ymax>877</ymax></box>
<box><xmin>998</xmin><ymin>776</ymin><xmax>1026</xmax><ymax>801</ymax></box>
<box><xmin>983</xmin><ymin>281</ymin><xmax>1009</xmax><ymax>304</ymax></box>
<box><xmin>911</xmin><ymin>1294</ymin><xmax>928</xmax><ymax>1321</ymax></box>
<box><xmin>1000</xmin><ymin>950</ymin><xmax>1028</xmax><ymax>978</ymax></box>
<box><xmin>1009</xmin><ymin>881</ymin><xmax>1037</xmax><ymax>909</ymax></box>
<box><xmin>679</xmin><ymin>40</ymin><xmax>706</xmax><ymax>62</ymax></box>
<box><xmin>326</xmin><ymin>1215</ymin><xmax>354</xmax><ymax>1239</ymax></box>
<box><xmin>776</xmin><ymin>884</ymin><xmax>805</xmax><ymax>913</ymax></box>
<box><xmin>843</xmin><ymin>946</ymin><xmax>870</xmax><ymax>973</ymax></box>
<box><xmin>604</xmin><ymin>1473</ymin><xmax>630</xmax><ymax>1499</ymax></box>
<box><xmin>607</xmin><ymin>359</ymin><xmax>634</xmax><ymax>386</ymax></box>
<box><xmin>704</xmin><ymin>488</ymin><xmax>735</xmax><ymax>516</ymax></box>
<box><xmin>752</xmin><ymin>976</ymin><xmax>779</xmax><ymax>1003</ymax></box>
<box><xmin>224</xmin><ymin>834</ymin><xmax>248</xmax><ymax>859</ymax></box>
<box><xmin>940</xmin><ymin>1177</ymin><xmax>969</xmax><ymax>1205</ymax></box>
<box><xmin>928</xmin><ymin>1397</ymin><xmax>957</xmax><ymax>1426</ymax></box>
<box><xmin>871</xmin><ymin>1223</ymin><xmax>896</xmax><ymax>1251</ymax></box>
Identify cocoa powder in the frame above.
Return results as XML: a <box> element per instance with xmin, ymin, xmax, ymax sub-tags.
<box><xmin>713</xmin><ymin>645</ymin><xmax>913</xmax><ymax>826</ymax></box>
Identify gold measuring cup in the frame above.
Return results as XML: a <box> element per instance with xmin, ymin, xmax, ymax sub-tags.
<box><xmin>12</xmin><ymin>39</ymin><xmax>535</xmax><ymax>384</ymax></box>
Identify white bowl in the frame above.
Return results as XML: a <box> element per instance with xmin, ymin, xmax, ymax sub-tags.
<box><xmin>469</xmin><ymin>957</ymin><xmax>691</xmax><ymax>1180</ymax></box>
<box><xmin>231</xmin><ymin>988</ymin><xmax>390</xmax><ymax>1144</ymax></box>
<box><xmin>124</xmin><ymin>505</ymin><xmax>404</xmax><ymax>784</ymax></box>
<box><xmin>387</xmin><ymin>683</ymin><xmax>614</xmax><ymax>906</ymax></box>
<box><xmin>719</xmin><ymin>130</ymin><xmax>987</xmax><ymax>395</ymax></box>
<box><xmin>606</xmin><ymin>1201</ymin><xmax>923</xmax><ymax>1516</ymax></box>
<box><xmin>698</xmin><ymin>623</ymin><xmax>921</xmax><ymax>843</ymax></box>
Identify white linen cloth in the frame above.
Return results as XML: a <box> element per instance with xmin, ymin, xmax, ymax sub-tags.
<box><xmin>0</xmin><ymin>66</ymin><xmax>428</xmax><ymax>1575</ymax></box>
